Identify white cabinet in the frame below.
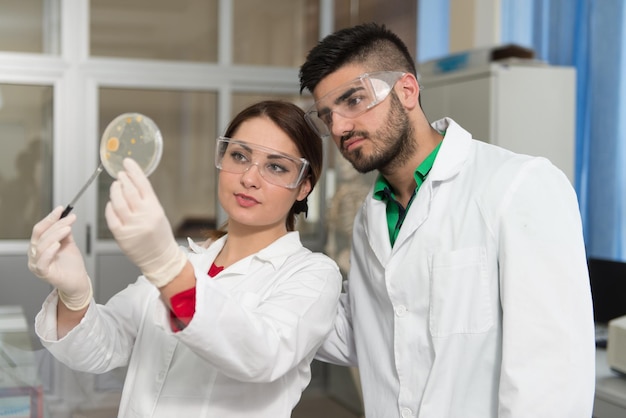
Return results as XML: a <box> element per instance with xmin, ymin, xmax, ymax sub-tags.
<box><xmin>419</xmin><ymin>62</ymin><xmax>576</xmax><ymax>182</ymax></box>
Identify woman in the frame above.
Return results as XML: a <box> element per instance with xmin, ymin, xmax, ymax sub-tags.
<box><xmin>28</xmin><ymin>101</ymin><xmax>342</xmax><ymax>417</ymax></box>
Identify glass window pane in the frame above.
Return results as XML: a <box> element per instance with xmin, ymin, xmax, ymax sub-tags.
<box><xmin>90</xmin><ymin>0</ymin><xmax>218</xmax><ymax>62</ymax></box>
<box><xmin>233</xmin><ymin>0</ymin><xmax>319</xmax><ymax>66</ymax></box>
<box><xmin>0</xmin><ymin>1</ymin><xmax>59</xmax><ymax>54</ymax></box>
<box><xmin>98</xmin><ymin>88</ymin><xmax>218</xmax><ymax>239</ymax></box>
<box><xmin>334</xmin><ymin>0</ymin><xmax>417</xmax><ymax>56</ymax></box>
<box><xmin>0</xmin><ymin>84</ymin><xmax>53</xmax><ymax>239</ymax></box>
<box><xmin>231</xmin><ymin>93</ymin><xmax>312</xmax><ymax>117</ymax></box>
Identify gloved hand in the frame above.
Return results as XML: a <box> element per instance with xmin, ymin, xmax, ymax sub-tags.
<box><xmin>28</xmin><ymin>207</ymin><xmax>93</xmax><ymax>311</ymax></box>
<box><xmin>105</xmin><ymin>158</ymin><xmax>187</xmax><ymax>288</ymax></box>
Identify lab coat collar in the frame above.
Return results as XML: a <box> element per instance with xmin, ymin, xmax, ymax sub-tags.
<box><xmin>361</xmin><ymin>117</ymin><xmax>474</xmax><ymax>264</ymax></box>
<box><xmin>187</xmin><ymin>231</ymin><xmax>303</xmax><ymax>273</ymax></box>
<box><xmin>428</xmin><ymin>117</ymin><xmax>473</xmax><ymax>183</ymax></box>
<box><xmin>253</xmin><ymin>231</ymin><xmax>303</xmax><ymax>269</ymax></box>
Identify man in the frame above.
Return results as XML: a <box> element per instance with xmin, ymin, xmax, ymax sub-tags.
<box><xmin>299</xmin><ymin>22</ymin><xmax>595</xmax><ymax>417</ymax></box>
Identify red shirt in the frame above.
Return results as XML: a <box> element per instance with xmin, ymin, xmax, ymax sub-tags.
<box><xmin>168</xmin><ymin>262</ymin><xmax>224</xmax><ymax>332</ymax></box>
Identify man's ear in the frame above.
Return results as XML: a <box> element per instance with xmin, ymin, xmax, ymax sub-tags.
<box><xmin>396</xmin><ymin>73</ymin><xmax>420</xmax><ymax>110</ymax></box>
<box><xmin>297</xmin><ymin>178</ymin><xmax>312</xmax><ymax>201</ymax></box>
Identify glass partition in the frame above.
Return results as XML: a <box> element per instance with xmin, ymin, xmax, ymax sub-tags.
<box><xmin>0</xmin><ymin>1</ymin><xmax>59</xmax><ymax>54</ymax></box>
<box><xmin>334</xmin><ymin>0</ymin><xmax>417</xmax><ymax>59</ymax></box>
<box><xmin>0</xmin><ymin>84</ymin><xmax>53</xmax><ymax>240</ymax></box>
<box><xmin>233</xmin><ymin>0</ymin><xmax>320</xmax><ymax>66</ymax></box>
<box><xmin>90</xmin><ymin>0</ymin><xmax>218</xmax><ymax>62</ymax></box>
<box><xmin>98</xmin><ymin>87</ymin><xmax>218</xmax><ymax>239</ymax></box>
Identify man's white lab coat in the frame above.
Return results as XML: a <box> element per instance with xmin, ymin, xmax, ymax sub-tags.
<box><xmin>317</xmin><ymin>118</ymin><xmax>595</xmax><ymax>417</ymax></box>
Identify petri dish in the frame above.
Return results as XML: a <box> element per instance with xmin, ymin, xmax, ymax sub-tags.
<box><xmin>99</xmin><ymin>112</ymin><xmax>163</xmax><ymax>178</ymax></box>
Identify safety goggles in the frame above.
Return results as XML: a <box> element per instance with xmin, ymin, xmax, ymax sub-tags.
<box><xmin>305</xmin><ymin>71</ymin><xmax>406</xmax><ymax>139</ymax></box>
<box><xmin>215</xmin><ymin>137</ymin><xmax>309</xmax><ymax>189</ymax></box>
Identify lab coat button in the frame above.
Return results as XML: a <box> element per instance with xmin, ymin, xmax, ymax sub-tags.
<box><xmin>395</xmin><ymin>305</ymin><xmax>407</xmax><ymax>317</ymax></box>
<box><xmin>401</xmin><ymin>407</ymin><xmax>413</xmax><ymax>417</ymax></box>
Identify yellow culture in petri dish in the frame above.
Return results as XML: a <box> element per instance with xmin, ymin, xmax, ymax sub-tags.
<box><xmin>99</xmin><ymin>112</ymin><xmax>163</xmax><ymax>178</ymax></box>
<box><xmin>106</xmin><ymin>137</ymin><xmax>120</xmax><ymax>152</ymax></box>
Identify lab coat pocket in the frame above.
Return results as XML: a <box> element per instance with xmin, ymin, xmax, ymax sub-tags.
<box><xmin>429</xmin><ymin>247</ymin><xmax>492</xmax><ymax>337</ymax></box>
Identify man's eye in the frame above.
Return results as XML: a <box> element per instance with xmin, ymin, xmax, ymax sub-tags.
<box><xmin>345</xmin><ymin>95</ymin><xmax>365</xmax><ymax>107</ymax></box>
<box><xmin>318</xmin><ymin>110</ymin><xmax>332</xmax><ymax>125</ymax></box>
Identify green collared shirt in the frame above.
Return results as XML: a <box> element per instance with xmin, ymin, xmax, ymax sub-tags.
<box><xmin>373</xmin><ymin>141</ymin><xmax>442</xmax><ymax>246</ymax></box>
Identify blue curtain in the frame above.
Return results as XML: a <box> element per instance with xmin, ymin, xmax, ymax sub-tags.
<box><xmin>502</xmin><ymin>0</ymin><xmax>626</xmax><ymax>261</ymax></box>
<box><xmin>416</xmin><ymin>0</ymin><xmax>449</xmax><ymax>63</ymax></box>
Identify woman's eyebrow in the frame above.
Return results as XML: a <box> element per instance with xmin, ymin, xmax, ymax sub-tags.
<box><xmin>266</xmin><ymin>154</ymin><xmax>296</xmax><ymax>162</ymax></box>
<box><xmin>235</xmin><ymin>142</ymin><xmax>297</xmax><ymax>162</ymax></box>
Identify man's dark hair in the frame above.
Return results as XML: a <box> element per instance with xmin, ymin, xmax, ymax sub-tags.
<box><xmin>299</xmin><ymin>22</ymin><xmax>417</xmax><ymax>94</ymax></box>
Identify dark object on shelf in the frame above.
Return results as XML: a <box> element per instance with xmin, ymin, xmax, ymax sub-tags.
<box><xmin>490</xmin><ymin>44</ymin><xmax>535</xmax><ymax>62</ymax></box>
<box><xmin>175</xmin><ymin>217</ymin><xmax>216</xmax><ymax>239</ymax></box>
<box><xmin>588</xmin><ymin>257</ymin><xmax>626</xmax><ymax>324</ymax></box>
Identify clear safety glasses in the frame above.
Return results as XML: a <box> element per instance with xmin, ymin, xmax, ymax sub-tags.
<box><xmin>215</xmin><ymin>137</ymin><xmax>310</xmax><ymax>189</ymax></box>
<box><xmin>305</xmin><ymin>71</ymin><xmax>406</xmax><ymax>139</ymax></box>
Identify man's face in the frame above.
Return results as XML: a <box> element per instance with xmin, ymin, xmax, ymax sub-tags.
<box><xmin>312</xmin><ymin>66</ymin><xmax>415</xmax><ymax>173</ymax></box>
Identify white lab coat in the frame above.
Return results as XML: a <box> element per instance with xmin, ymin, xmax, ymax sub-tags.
<box><xmin>317</xmin><ymin>118</ymin><xmax>596</xmax><ymax>417</ymax></box>
<box><xmin>36</xmin><ymin>232</ymin><xmax>342</xmax><ymax>418</ymax></box>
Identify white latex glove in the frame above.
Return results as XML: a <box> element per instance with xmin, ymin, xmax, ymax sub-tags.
<box><xmin>105</xmin><ymin>158</ymin><xmax>187</xmax><ymax>288</ymax></box>
<box><xmin>28</xmin><ymin>206</ymin><xmax>93</xmax><ymax>311</ymax></box>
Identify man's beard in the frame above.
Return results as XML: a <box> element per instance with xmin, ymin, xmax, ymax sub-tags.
<box><xmin>340</xmin><ymin>93</ymin><xmax>415</xmax><ymax>174</ymax></box>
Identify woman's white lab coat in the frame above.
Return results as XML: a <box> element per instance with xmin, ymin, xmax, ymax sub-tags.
<box><xmin>36</xmin><ymin>232</ymin><xmax>342</xmax><ymax>417</ymax></box>
<box><xmin>316</xmin><ymin>118</ymin><xmax>596</xmax><ymax>417</ymax></box>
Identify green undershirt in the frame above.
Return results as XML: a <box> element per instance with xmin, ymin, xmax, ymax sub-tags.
<box><xmin>373</xmin><ymin>141</ymin><xmax>442</xmax><ymax>247</ymax></box>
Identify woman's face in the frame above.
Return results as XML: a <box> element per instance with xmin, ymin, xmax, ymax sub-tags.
<box><xmin>218</xmin><ymin>116</ymin><xmax>311</xmax><ymax>234</ymax></box>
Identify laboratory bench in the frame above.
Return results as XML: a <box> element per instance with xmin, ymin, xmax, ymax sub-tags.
<box><xmin>0</xmin><ymin>305</ymin><xmax>44</xmax><ymax>417</ymax></box>
<box><xmin>595</xmin><ymin>348</ymin><xmax>626</xmax><ymax>417</ymax></box>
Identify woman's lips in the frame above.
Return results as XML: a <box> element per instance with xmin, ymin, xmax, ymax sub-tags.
<box><xmin>235</xmin><ymin>193</ymin><xmax>260</xmax><ymax>207</ymax></box>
